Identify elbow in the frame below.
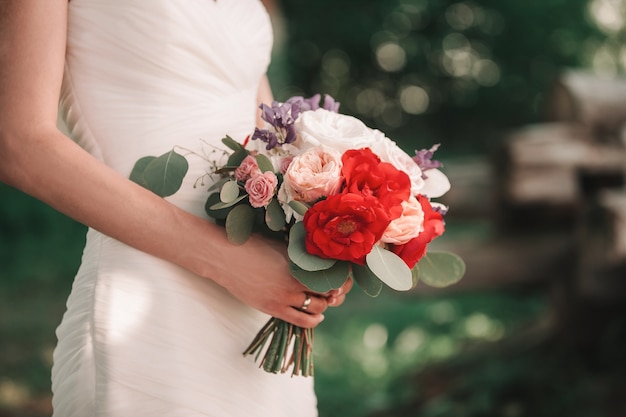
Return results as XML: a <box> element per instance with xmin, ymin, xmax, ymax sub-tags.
<box><xmin>0</xmin><ymin>122</ymin><xmax>59</xmax><ymax>188</ymax></box>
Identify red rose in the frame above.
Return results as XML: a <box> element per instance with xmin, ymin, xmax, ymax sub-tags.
<box><xmin>303</xmin><ymin>192</ymin><xmax>391</xmax><ymax>264</ymax></box>
<box><xmin>390</xmin><ymin>195</ymin><xmax>444</xmax><ymax>268</ymax></box>
<box><xmin>341</xmin><ymin>148</ymin><xmax>411</xmax><ymax>220</ymax></box>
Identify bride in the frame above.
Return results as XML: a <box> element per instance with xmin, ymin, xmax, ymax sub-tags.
<box><xmin>0</xmin><ymin>1</ymin><xmax>352</xmax><ymax>416</ymax></box>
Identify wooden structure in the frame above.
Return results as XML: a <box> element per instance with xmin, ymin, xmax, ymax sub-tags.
<box><xmin>498</xmin><ymin>70</ymin><xmax>626</xmax><ymax>299</ymax></box>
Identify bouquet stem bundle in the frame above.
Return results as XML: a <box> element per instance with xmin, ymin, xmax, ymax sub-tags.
<box><xmin>243</xmin><ymin>318</ymin><xmax>314</xmax><ymax>377</ymax></box>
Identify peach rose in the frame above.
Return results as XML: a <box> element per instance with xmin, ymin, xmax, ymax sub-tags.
<box><xmin>380</xmin><ymin>195</ymin><xmax>424</xmax><ymax>245</ymax></box>
<box><xmin>282</xmin><ymin>147</ymin><xmax>343</xmax><ymax>204</ymax></box>
<box><xmin>245</xmin><ymin>171</ymin><xmax>278</xmax><ymax>208</ymax></box>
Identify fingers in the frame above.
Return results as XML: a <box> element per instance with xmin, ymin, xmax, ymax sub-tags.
<box><xmin>280</xmin><ymin>307</ymin><xmax>325</xmax><ymax>329</ymax></box>
<box><xmin>274</xmin><ymin>293</ymin><xmax>330</xmax><ymax>329</ymax></box>
<box><xmin>296</xmin><ymin>293</ymin><xmax>328</xmax><ymax>315</ymax></box>
<box><xmin>326</xmin><ymin>277</ymin><xmax>354</xmax><ymax>307</ymax></box>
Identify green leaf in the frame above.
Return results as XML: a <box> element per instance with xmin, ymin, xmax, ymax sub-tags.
<box><xmin>227</xmin><ymin>148</ymin><xmax>249</xmax><ymax>167</ymax></box>
<box><xmin>255</xmin><ymin>154</ymin><xmax>274</xmax><ymax>173</ymax></box>
<box><xmin>289</xmin><ymin>261</ymin><xmax>350</xmax><ymax>293</ymax></box>
<box><xmin>288</xmin><ymin>222</ymin><xmax>336</xmax><ymax>271</ymax></box>
<box><xmin>415</xmin><ymin>251</ymin><xmax>466</xmax><ymax>288</ymax></box>
<box><xmin>265</xmin><ymin>199</ymin><xmax>286</xmax><ymax>231</ymax></box>
<box><xmin>220</xmin><ymin>180</ymin><xmax>241</xmax><ymax>203</ymax></box>
<box><xmin>129</xmin><ymin>156</ymin><xmax>155</xmax><ymax>188</ymax></box>
<box><xmin>351</xmin><ymin>264</ymin><xmax>383</xmax><ymax>297</ymax></box>
<box><xmin>411</xmin><ymin>266</ymin><xmax>420</xmax><ymax>288</ymax></box>
<box><xmin>222</xmin><ymin>135</ymin><xmax>246</xmax><ymax>152</ymax></box>
<box><xmin>365</xmin><ymin>245</ymin><xmax>413</xmax><ymax>291</ymax></box>
<box><xmin>205</xmin><ymin>192</ymin><xmax>232</xmax><ymax>220</ymax></box>
<box><xmin>206</xmin><ymin>177</ymin><xmax>231</xmax><ymax>194</ymax></box>
<box><xmin>287</xmin><ymin>200</ymin><xmax>310</xmax><ymax>216</ymax></box>
<box><xmin>209</xmin><ymin>194</ymin><xmax>247</xmax><ymax>210</ymax></box>
<box><xmin>141</xmin><ymin>150</ymin><xmax>189</xmax><ymax>197</ymax></box>
<box><xmin>225</xmin><ymin>204</ymin><xmax>255</xmax><ymax>245</ymax></box>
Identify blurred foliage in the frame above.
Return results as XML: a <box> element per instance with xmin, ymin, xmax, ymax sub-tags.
<box><xmin>0</xmin><ymin>184</ymin><xmax>85</xmax><ymax>288</ymax></box>
<box><xmin>275</xmin><ymin>0</ymin><xmax>605</xmax><ymax>155</ymax></box>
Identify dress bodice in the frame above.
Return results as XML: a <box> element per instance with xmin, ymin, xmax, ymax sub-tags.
<box><xmin>60</xmin><ymin>0</ymin><xmax>273</xmax><ymax>216</ymax></box>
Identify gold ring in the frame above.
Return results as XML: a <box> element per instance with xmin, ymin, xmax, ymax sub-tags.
<box><xmin>301</xmin><ymin>294</ymin><xmax>312</xmax><ymax>311</ymax></box>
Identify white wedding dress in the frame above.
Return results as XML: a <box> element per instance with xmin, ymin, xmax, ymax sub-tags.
<box><xmin>52</xmin><ymin>1</ymin><xmax>317</xmax><ymax>416</ymax></box>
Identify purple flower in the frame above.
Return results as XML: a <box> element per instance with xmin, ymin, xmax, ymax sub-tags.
<box><xmin>322</xmin><ymin>94</ymin><xmax>340</xmax><ymax>112</ymax></box>
<box><xmin>413</xmin><ymin>144</ymin><xmax>442</xmax><ymax>179</ymax></box>
<box><xmin>251</xmin><ymin>127</ymin><xmax>281</xmax><ymax>150</ymax></box>
<box><xmin>251</xmin><ymin>94</ymin><xmax>340</xmax><ymax>150</ymax></box>
<box><xmin>432</xmin><ymin>203</ymin><xmax>448</xmax><ymax>216</ymax></box>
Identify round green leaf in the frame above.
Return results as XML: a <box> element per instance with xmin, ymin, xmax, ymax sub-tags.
<box><xmin>288</xmin><ymin>222</ymin><xmax>336</xmax><ymax>271</ymax></box>
<box><xmin>142</xmin><ymin>150</ymin><xmax>189</xmax><ymax>197</ymax></box>
<box><xmin>205</xmin><ymin>192</ymin><xmax>231</xmax><ymax>220</ymax></box>
<box><xmin>254</xmin><ymin>154</ymin><xmax>274</xmax><ymax>173</ymax></box>
<box><xmin>265</xmin><ymin>199</ymin><xmax>286</xmax><ymax>231</ymax></box>
<box><xmin>415</xmin><ymin>251</ymin><xmax>466</xmax><ymax>288</ymax></box>
<box><xmin>129</xmin><ymin>155</ymin><xmax>156</xmax><ymax>188</ymax></box>
<box><xmin>225</xmin><ymin>204</ymin><xmax>255</xmax><ymax>245</ymax></box>
<box><xmin>287</xmin><ymin>200</ymin><xmax>309</xmax><ymax>216</ymax></box>
<box><xmin>289</xmin><ymin>260</ymin><xmax>350</xmax><ymax>292</ymax></box>
<box><xmin>351</xmin><ymin>264</ymin><xmax>383</xmax><ymax>297</ymax></box>
<box><xmin>210</xmin><ymin>194</ymin><xmax>247</xmax><ymax>210</ymax></box>
<box><xmin>411</xmin><ymin>266</ymin><xmax>420</xmax><ymax>288</ymax></box>
<box><xmin>365</xmin><ymin>245</ymin><xmax>413</xmax><ymax>291</ymax></box>
<box><xmin>227</xmin><ymin>148</ymin><xmax>249</xmax><ymax>167</ymax></box>
<box><xmin>206</xmin><ymin>177</ymin><xmax>231</xmax><ymax>194</ymax></box>
<box><xmin>220</xmin><ymin>180</ymin><xmax>240</xmax><ymax>203</ymax></box>
<box><xmin>222</xmin><ymin>135</ymin><xmax>246</xmax><ymax>152</ymax></box>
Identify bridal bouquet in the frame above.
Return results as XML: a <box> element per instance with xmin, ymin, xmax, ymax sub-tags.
<box><xmin>130</xmin><ymin>94</ymin><xmax>465</xmax><ymax>377</ymax></box>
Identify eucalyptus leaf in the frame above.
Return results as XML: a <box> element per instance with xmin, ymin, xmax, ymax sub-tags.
<box><xmin>265</xmin><ymin>199</ymin><xmax>286</xmax><ymax>231</ymax></box>
<box><xmin>287</xmin><ymin>200</ymin><xmax>310</xmax><ymax>216</ymax></box>
<box><xmin>227</xmin><ymin>148</ymin><xmax>250</xmax><ymax>167</ymax></box>
<box><xmin>141</xmin><ymin>150</ymin><xmax>189</xmax><ymax>197</ymax></box>
<box><xmin>205</xmin><ymin>192</ymin><xmax>232</xmax><ymax>220</ymax></box>
<box><xmin>225</xmin><ymin>204</ymin><xmax>255</xmax><ymax>245</ymax></box>
<box><xmin>415</xmin><ymin>251</ymin><xmax>466</xmax><ymax>288</ymax></box>
<box><xmin>206</xmin><ymin>177</ymin><xmax>231</xmax><ymax>194</ymax></box>
<box><xmin>209</xmin><ymin>194</ymin><xmax>247</xmax><ymax>210</ymax></box>
<box><xmin>129</xmin><ymin>156</ymin><xmax>156</xmax><ymax>188</ymax></box>
<box><xmin>411</xmin><ymin>266</ymin><xmax>420</xmax><ymax>288</ymax></box>
<box><xmin>254</xmin><ymin>154</ymin><xmax>274</xmax><ymax>173</ymax></box>
<box><xmin>365</xmin><ymin>245</ymin><xmax>413</xmax><ymax>291</ymax></box>
<box><xmin>351</xmin><ymin>264</ymin><xmax>383</xmax><ymax>297</ymax></box>
<box><xmin>289</xmin><ymin>261</ymin><xmax>350</xmax><ymax>293</ymax></box>
<box><xmin>220</xmin><ymin>180</ymin><xmax>241</xmax><ymax>203</ymax></box>
<box><xmin>288</xmin><ymin>222</ymin><xmax>336</xmax><ymax>271</ymax></box>
<box><xmin>222</xmin><ymin>135</ymin><xmax>246</xmax><ymax>152</ymax></box>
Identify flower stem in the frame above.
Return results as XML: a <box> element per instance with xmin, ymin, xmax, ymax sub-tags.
<box><xmin>243</xmin><ymin>317</ymin><xmax>314</xmax><ymax>377</ymax></box>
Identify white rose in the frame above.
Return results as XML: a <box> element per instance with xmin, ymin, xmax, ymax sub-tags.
<box><xmin>294</xmin><ymin>109</ymin><xmax>383</xmax><ymax>153</ymax></box>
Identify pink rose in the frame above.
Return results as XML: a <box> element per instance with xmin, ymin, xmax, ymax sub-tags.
<box><xmin>280</xmin><ymin>155</ymin><xmax>294</xmax><ymax>175</ymax></box>
<box><xmin>283</xmin><ymin>147</ymin><xmax>343</xmax><ymax>204</ymax></box>
<box><xmin>235</xmin><ymin>155</ymin><xmax>261</xmax><ymax>182</ymax></box>
<box><xmin>245</xmin><ymin>171</ymin><xmax>278</xmax><ymax>208</ymax></box>
<box><xmin>381</xmin><ymin>195</ymin><xmax>424</xmax><ymax>245</ymax></box>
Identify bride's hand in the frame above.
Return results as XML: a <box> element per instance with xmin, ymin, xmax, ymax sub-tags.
<box><xmin>209</xmin><ymin>233</ymin><xmax>352</xmax><ymax>329</ymax></box>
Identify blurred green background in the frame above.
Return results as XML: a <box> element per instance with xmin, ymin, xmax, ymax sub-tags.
<box><xmin>2</xmin><ymin>0</ymin><xmax>626</xmax><ymax>416</ymax></box>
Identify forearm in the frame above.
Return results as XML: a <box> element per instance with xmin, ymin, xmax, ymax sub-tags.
<box><xmin>0</xmin><ymin>125</ymin><xmax>230</xmax><ymax>282</ymax></box>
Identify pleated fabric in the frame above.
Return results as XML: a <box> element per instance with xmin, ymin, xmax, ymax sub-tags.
<box><xmin>52</xmin><ymin>1</ymin><xmax>318</xmax><ymax>416</ymax></box>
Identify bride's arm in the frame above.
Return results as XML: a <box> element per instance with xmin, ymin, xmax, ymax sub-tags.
<box><xmin>0</xmin><ymin>0</ymin><xmax>329</xmax><ymax>328</ymax></box>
